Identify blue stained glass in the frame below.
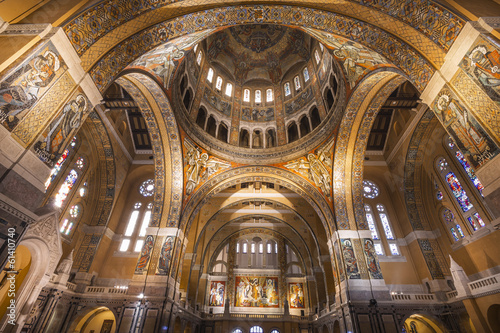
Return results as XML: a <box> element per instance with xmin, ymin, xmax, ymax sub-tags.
<box><xmin>454</xmin><ymin>150</ymin><xmax>484</xmax><ymax>197</ymax></box>
<box><xmin>473</xmin><ymin>212</ymin><xmax>485</xmax><ymax>228</ymax></box>
<box><xmin>445</xmin><ymin>172</ymin><xmax>473</xmax><ymax>212</ymax></box>
<box><xmin>55</xmin><ymin>169</ymin><xmax>78</xmax><ymax>207</ymax></box>
<box><xmin>467</xmin><ymin>216</ymin><xmax>479</xmax><ymax>231</ymax></box>
<box><xmin>450</xmin><ymin>228</ymin><xmax>459</xmax><ymax>241</ymax></box>
<box><xmin>456</xmin><ymin>225</ymin><xmax>465</xmax><ymax>238</ymax></box>
<box><xmin>45</xmin><ymin>149</ymin><xmax>69</xmax><ymax>190</ymax></box>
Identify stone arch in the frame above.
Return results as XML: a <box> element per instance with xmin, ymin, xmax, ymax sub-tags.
<box><xmin>67</xmin><ymin>306</ymin><xmax>117</xmax><ymax>333</ymax></box>
<box><xmin>487</xmin><ymin>304</ymin><xmax>500</xmax><ymax>332</ymax></box>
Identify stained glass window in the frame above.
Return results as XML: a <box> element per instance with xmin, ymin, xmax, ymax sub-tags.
<box><xmin>443</xmin><ymin>209</ymin><xmax>454</xmax><ymax>224</ymax></box>
<box><xmin>439</xmin><ymin>159</ymin><xmax>448</xmax><ymax>171</ymax></box>
<box><xmin>76</xmin><ymin>157</ymin><xmax>85</xmax><ymax>170</ymax></box>
<box><xmin>454</xmin><ymin>150</ymin><xmax>484</xmax><ymax>197</ymax></box>
<box><xmin>467</xmin><ymin>216</ymin><xmax>479</xmax><ymax>231</ymax></box>
<box><xmin>216</xmin><ymin>76</ymin><xmax>223</xmax><ymax>90</ymax></box>
<box><xmin>60</xmin><ymin>219</ymin><xmax>68</xmax><ymax>233</ymax></box>
<box><xmin>79</xmin><ymin>187</ymin><xmax>86</xmax><ymax>197</ymax></box>
<box><xmin>275</xmin><ymin>243</ymin><xmax>278</xmax><ymax>253</ymax></box>
<box><xmin>250</xmin><ymin>326</ymin><xmax>263</xmax><ymax>333</ymax></box>
<box><xmin>362</xmin><ymin>180</ymin><xmax>379</xmax><ymax>199</ymax></box>
<box><xmin>134</xmin><ymin>202</ymin><xmax>142</xmax><ymax>209</ymax></box>
<box><xmin>364</xmin><ymin>204</ymin><xmax>379</xmax><ymax>240</ymax></box>
<box><xmin>284</xmin><ymin>82</ymin><xmax>291</xmax><ymax>96</ymax></box>
<box><xmin>376</xmin><ymin>204</ymin><xmax>395</xmax><ymax>240</ymax></box>
<box><xmin>456</xmin><ymin>224</ymin><xmax>465</xmax><ymax>238</ymax></box>
<box><xmin>243</xmin><ymin>89</ymin><xmax>250</xmax><ymax>102</ymax></box>
<box><xmin>436</xmin><ymin>191</ymin><xmax>443</xmax><ymax>200</ymax></box>
<box><xmin>255</xmin><ymin>90</ymin><xmax>262</xmax><ymax>103</ymax></box>
<box><xmin>251</xmin><ymin>243</ymin><xmax>256</xmax><ymax>253</ymax></box>
<box><xmin>207</xmin><ymin>68</ymin><xmax>214</xmax><ymax>82</ymax></box>
<box><xmin>294</xmin><ymin>76</ymin><xmax>301</xmax><ymax>90</ymax></box>
<box><xmin>125</xmin><ymin>210</ymin><xmax>140</xmax><ymax>236</ymax></box>
<box><xmin>303</xmin><ymin>67</ymin><xmax>310</xmax><ymax>82</ymax></box>
<box><xmin>147</xmin><ymin>202</ymin><xmax>153</xmax><ymax>209</ymax></box>
<box><xmin>69</xmin><ymin>205</ymin><xmax>80</xmax><ymax>218</ymax></box>
<box><xmin>374</xmin><ymin>243</ymin><xmax>384</xmax><ymax>256</ymax></box>
<box><xmin>450</xmin><ymin>228</ymin><xmax>459</xmax><ymax>241</ymax></box>
<box><xmin>45</xmin><ymin>149</ymin><xmax>70</xmax><ymax>190</ymax></box>
<box><xmin>70</xmin><ymin>136</ymin><xmax>77</xmax><ymax>147</ymax></box>
<box><xmin>445</xmin><ymin>172</ymin><xmax>473</xmax><ymax>212</ymax></box>
<box><xmin>473</xmin><ymin>212</ymin><xmax>485</xmax><ymax>228</ymax></box>
<box><xmin>225</xmin><ymin>82</ymin><xmax>233</xmax><ymax>97</ymax></box>
<box><xmin>55</xmin><ymin>169</ymin><xmax>78</xmax><ymax>207</ymax></box>
<box><xmin>315</xmin><ymin>50</ymin><xmax>321</xmax><ymax>64</ymax></box>
<box><xmin>138</xmin><ymin>209</ymin><xmax>151</xmax><ymax>237</ymax></box>
<box><xmin>389</xmin><ymin>243</ymin><xmax>399</xmax><ymax>255</ymax></box>
<box><xmin>139</xmin><ymin>179</ymin><xmax>154</xmax><ymax>197</ymax></box>
<box><xmin>266</xmin><ymin>88</ymin><xmax>273</xmax><ymax>102</ymax></box>
<box><xmin>120</xmin><ymin>239</ymin><xmax>130</xmax><ymax>252</ymax></box>
<box><xmin>60</xmin><ymin>219</ymin><xmax>73</xmax><ymax>235</ymax></box>
<box><xmin>196</xmin><ymin>51</ymin><xmax>202</xmax><ymax>65</ymax></box>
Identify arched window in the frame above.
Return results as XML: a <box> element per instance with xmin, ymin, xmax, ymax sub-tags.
<box><xmin>376</xmin><ymin>204</ymin><xmax>399</xmax><ymax>255</ymax></box>
<box><xmin>216</xmin><ymin>76</ymin><xmax>223</xmax><ymax>90</ymax></box>
<box><xmin>303</xmin><ymin>67</ymin><xmax>310</xmax><ymax>82</ymax></box>
<box><xmin>79</xmin><ymin>182</ymin><xmax>87</xmax><ymax>197</ymax></box>
<box><xmin>284</xmin><ymin>82</ymin><xmax>291</xmax><ymax>96</ymax></box>
<box><xmin>69</xmin><ymin>205</ymin><xmax>80</xmax><ymax>218</ymax></box>
<box><xmin>364</xmin><ymin>204</ymin><xmax>383</xmax><ymax>255</ymax></box>
<box><xmin>236</xmin><ymin>242</ymin><xmax>240</xmax><ymax>253</ymax></box>
<box><xmin>270</xmin><ymin>330</ymin><xmax>280</xmax><ymax>333</ymax></box>
<box><xmin>55</xmin><ymin>169</ymin><xmax>79</xmax><ymax>207</ymax></box>
<box><xmin>207</xmin><ymin>68</ymin><xmax>214</xmax><ymax>82</ymax></box>
<box><xmin>120</xmin><ymin>199</ymin><xmax>153</xmax><ymax>252</ymax></box>
<box><xmin>294</xmin><ymin>75</ymin><xmax>301</xmax><ymax>90</ymax></box>
<box><xmin>242</xmin><ymin>243</ymin><xmax>248</xmax><ymax>254</ymax></box>
<box><xmin>225</xmin><ymin>82</ymin><xmax>233</xmax><ymax>97</ymax></box>
<box><xmin>442</xmin><ymin>208</ymin><xmax>465</xmax><ymax>242</ymax></box>
<box><xmin>232</xmin><ymin>329</ymin><xmax>243</xmax><ymax>333</ymax></box>
<box><xmin>447</xmin><ymin>137</ymin><xmax>484</xmax><ymax>197</ymax></box>
<box><xmin>196</xmin><ymin>51</ymin><xmax>203</xmax><ymax>65</ymax></box>
<box><xmin>243</xmin><ymin>89</ymin><xmax>250</xmax><ymax>102</ymax></box>
<box><xmin>315</xmin><ymin>50</ymin><xmax>321</xmax><ymax>64</ymax></box>
<box><xmin>60</xmin><ymin>219</ymin><xmax>73</xmax><ymax>235</ymax></box>
<box><xmin>319</xmin><ymin>43</ymin><xmax>324</xmax><ymax>52</ymax></box>
<box><xmin>45</xmin><ymin>136</ymin><xmax>77</xmax><ymax>190</ymax></box>
<box><xmin>266</xmin><ymin>88</ymin><xmax>273</xmax><ymax>102</ymax></box>
<box><xmin>255</xmin><ymin>90</ymin><xmax>262</xmax><ymax>103</ymax></box>
<box><xmin>250</xmin><ymin>326</ymin><xmax>263</xmax><ymax>333</ymax></box>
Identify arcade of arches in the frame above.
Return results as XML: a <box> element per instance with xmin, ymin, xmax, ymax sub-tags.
<box><xmin>1</xmin><ymin>1</ymin><xmax>500</xmax><ymax>332</ymax></box>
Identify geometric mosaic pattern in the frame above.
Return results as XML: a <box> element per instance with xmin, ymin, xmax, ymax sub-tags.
<box><xmin>86</xmin><ymin>5</ymin><xmax>435</xmax><ymax>93</ymax></box>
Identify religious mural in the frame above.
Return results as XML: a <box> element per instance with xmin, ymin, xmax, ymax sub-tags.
<box><xmin>460</xmin><ymin>36</ymin><xmax>500</xmax><ymax>104</ymax></box>
<box><xmin>184</xmin><ymin>138</ymin><xmax>231</xmax><ymax>195</ymax></box>
<box><xmin>302</xmin><ymin>28</ymin><xmax>390</xmax><ymax>90</ymax></box>
<box><xmin>203</xmin><ymin>87</ymin><xmax>232</xmax><ymax>116</ymax></box>
<box><xmin>127</xmin><ymin>29</ymin><xmax>216</xmax><ymax>89</ymax></box>
<box><xmin>241</xmin><ymin>107</ymin><xmax>275</xmax><ymax>122</ymax></box>
<box><xmin>432</xmin><ymin>87</ymin><xmax>500</xmax><ymax>168</ymax></box>
<box><xmin>32</xmin><ymin>91</ymin><xmax>91</xmax><ymax>167</ymax></box>
<box><xmin>135</xmin><ymin>235</ymin><xmax>154</xmax><ymax>273</ymax></box>
<box><xmin>284</xmin><ymin>139</ymin><xmax>334</xmax><ymax>199</ymax></box>
<box><xmin>208</xmin><ymin>281</ymin><xmax>225</xmax><ymax>307</ymax></box>
<box><xmin>334</xmin><ymin>240</ymin><xmax>345</xmax><ymax>282</ymax></box>
<box><xmin>234</xmin><ymin>276</ymin><xmax>279</xmax><ymax>307</ymax></box>
<box><xmin>284</xmin><ymin>87</ymin><xmax>314</xmax><ymax>116</ymax></box>
<box><xmin>0</xmin><ymin>41</ymin><xmax>66</xmax><ymax>131</ymax></box>
<box><xmin>157</xmin><ymin>236</ymin><xmax>173</xmax><ymax>275</ymax></box>
<box><xmin>288</xmin><ymin>282</ymin><xmax>305</xmax><ymax>308</ymax></box>
<box><xmin>363</xmin><ymin>239</ymin><xmax>383</xmax><ymax>279</ymax></box>
<box><xmin>341</xmin><ymin>239</ymin><xmax>360</xmax><ymax>279</ymax></box>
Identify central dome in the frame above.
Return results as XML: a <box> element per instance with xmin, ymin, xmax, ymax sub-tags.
<box><xmin>172</xmin><ymin>24</ymin><xmax>346</xmax><ymax>164</ymax></box>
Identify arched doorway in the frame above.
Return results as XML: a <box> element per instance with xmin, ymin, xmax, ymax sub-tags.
<box><xmin>487</xmin><ymin>304</ymin><xmax>500</xmax><ymax>332</ymax></box>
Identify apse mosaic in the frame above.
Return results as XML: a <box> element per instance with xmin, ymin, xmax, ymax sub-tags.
<box><xmin>234</xmin><ymin>276</ymin><xmax>279</xmax><ymax>308</ymax></box>
<box><xmin>203</xmin><ymin>87</ymin><xmax>232</xmax><ymax>116</ymax></box>
<box><xmin>341</xmin><ymin>239</ymin><xmax>360</xmax><ymax>279</ymax></box>
<box><xmin>209</xmin><ymin>281</ymin><xmax>225</xmax><ymax>307</ymax></box>
<box><xmin>0</xmin><ymin>41</ymin><xmax>67</xmax><ymax>132</ymax></box>
<box><xmin>432</xmin><ymin>87</ymin><xmax>500</xmax><ymax>169</ymax></box>
<box><xmin>86</xmin><ymin>5</ymin><xmax>435</xmax><ymax>93</ymax></box>
<box><xmin>31</xmin><ymin>90</ymin><xmax>91</xmax><ymax>167</ymax></box>
<box><xmin>241</xmin><ymin>107</ymin><xmax>275</xmax><ymax>122</ymax></box>
<box><xmin>284</xmin><ymin>87</ymin><xmax>314</xmax><ymax>116</ymax></box>
<box><xmin>288</xmin><ymin>283</ymin><xmax>305</xmax><ymax>308</ymax></box>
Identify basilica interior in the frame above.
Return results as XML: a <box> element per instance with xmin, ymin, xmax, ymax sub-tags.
<box><xmin>0</xmin><ymin>1</ymin><xmax>500</xmax><ymax>333</ymax></box>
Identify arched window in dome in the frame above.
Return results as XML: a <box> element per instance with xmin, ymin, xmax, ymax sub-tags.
<box><xmin>294</xmin><ymin>75</ymin><xmax>301</xmax><ymax>91</ymax></box>
<box><xmin>447</xmin><ymin>137</ymin><xmax>484</xmax><ymax>197</ymax></box>
<box><xmin>217</xmin><ymin>122</ymin><xmax>228</xmax><ymax>143</ymax></box>
<box><xmin>310</xmin><ymin>107</ymin><xmax>321</xmax><ymax>129</ymax></box>
<box><xmin>287</xmin><ymin>122</ymin><xmax>299</xmax><ymax>143</ymax></box>
<box><xmin>243</xmin><ymin>89</ymin><xmax>250</xmax><ymax>102</ymax></box>
<box><xmin>55</xmin><ymin>169</ymin><xmax>78</xmax><ymax>207</ymax></box>
<box><xmin>255</xmin><ymin>90</ymin><xmax>262</xmax><ymax>104</ymax></box>
<box><xmin>196</xmin><ymin>51</ymin><xmax>202</xmax><ymax>65</ymax></box>
<box><xmin>196</xmin><ymin>107</ymin><xmax>207</xmax><ymax>128</ymax></box>
<box><xmin>303</xmin><ymin>67</ymin><xmax>310</xmax><ymax>82</ymax></box>
<box><xmin>284</xmin><ymin>82</ymin><xmax>291</xmax><ymax>96</ymax></box>
<box><xmin>207</xmin><ymin>68</ymin><xmax>214</xmax><ymax>82</ymax></box>
<box><xmin>250</xmin><ymin>326</ymin><xmax>263</xmax><ymax>333</ymax></box>
<box><xmin>232</xmin><ymin>329</ymin><xmax>243</xmax><ymax>333</ymax></box>
<box><xmin>270</xmin><ymin>330</ymin><xmax>280</xmax><ymax>333</ymax></box>
<box><xmin>266</xmin><ymin>88</ymin><xmax>273</xmax><ymax>102</ymax></box>
<box><xmin>299</xmin><ymin>116</ymin><xmax>311</xmax><ymax>137</ymax></box>
<box><xmin>216</xmin><ymin>76</ymin><xmax>223</xmax><ymax>91</ymax></box>
<box><xmin>315</xmin><ymin>50</ymin><xmax>321</xmax><ymax>64</ymax></box>
<box><xmin>225</xmin><ymin>82</ymin><xmax>233</xmax><ymax>97</ymax></box>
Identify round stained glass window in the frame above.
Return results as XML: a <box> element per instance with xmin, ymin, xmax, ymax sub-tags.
<box><xmin>362</xmin><ymin>180</ymin><xmax>379</xmax><ymax>199</ymax></box>
<box><xmin>436</xmin><ymin>191</ymin><xmax>443</xmax><ymax>200</ymax></box>
<box><xmin>139</xmin><ymin>179</ymin><xmax>154</xmax><ymax>197</ymax></box>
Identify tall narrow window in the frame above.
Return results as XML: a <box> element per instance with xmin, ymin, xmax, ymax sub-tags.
<box><xmin>225</xmin><ymin>82</ymin><xmax>233</xmax><ymax>97</ymax></box>
<box><xmin>303</xmin><ymin>67</ymin><xmax>310</xmax><ymax>82</ymax></box>
<box><xmin>242</xmin><ymin>243</ymin><xmax>248</xmax><ymax>254</ymax></box>
<box><xmin>448</xmin><ymin>138</ymin><xmax>484</xmax><ymax>197</ymax></box>
<box><xmin>236</xmin><ymin>242</ymin><xmax>240</xmax><ymax>253</ymax></box>
<box><xmin>294</xmin><ymin>76</ymin><xmax>301</xmax><ymax>90</ymax></box>
<box><xmin>55</xmin><ymin>169</ymin><xmax>78</xmax><ymax>207</ymax></box>
<box><xmin>255</xmin><ymin>90</ymin><xmax>262</xmax><ymax>103</ymax></box>
<box><xmin>60</xmin><ymin>219</ymin><xmax>73</xmax><ymax>235</ymax></box>
<box><xmin>216</xmin><ymin>76</ymin><xmax>223</xmax><ymax>90</ymax></box>
<box><xmin>443</xmin><ymin>208</ymin><xmax>465</xmax><ymax>241</ymax></box>
<box><xmin>251</xmin><ymin>243</ymin><xmax>256</xmax><ymax>254</ymax></box>
<box><xmin>364</xmin><ymin>204</ymin><xmax>379</xmax><ymax>240</ymax></box>
<box><xmin>259</xmin><ymin>243</ymin><xmax>263</xmax><ymax>253</ymax></box>
<box><xmin>207</xmin><ymin>68</ymin><xmax>214</xmax><ymax>82</ymax></box>
<box><xmin>138</xmin><ymin>203</ymin><xmax>152</xmax><ymax>237</ymax></box>
<box><xmin>267</xmin><ymin>243</ymin><xmax>272</xmax><ymax>254</ymax></box>
<box><xmin>45</xmin><ymin>149</ymin><xmax>70</xmax><ymax>190</ymax></box>
<box><xmin>446</xmin><ymin>172</ymin><xmax>473</xmax><ymax>212</ymax></box>
<box><xmin>196</xmin><ymin>51</ymin><xmax>202</xmax><ymax>65</ymax></box>
<box><xmin>266</xmin><ymin>88</ymin><xmax>273</xmax><ymax>102</ymax></box>
<box><xmin>284</xmin><ymin>82</ymin><xmax>291</xmax><ymax>96</ymax></box>
<box><xmin>243</xmin><ymin>89</ymin><xmax>250</xmax><ymax>102</ymax></box>
<box><xmin>376</xmin><ymin>204</ymin><xmax>395</xmax><ymax>240</ymax></box>
<box><xmin>121</xmin><ymin>202</ymin><xmax>142</xmax><ymax>252</ymax></box>
<box><xmin>315</xmin><ymin>50</ymin><xmax>321</xmax><ymax>64</ymax></box>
